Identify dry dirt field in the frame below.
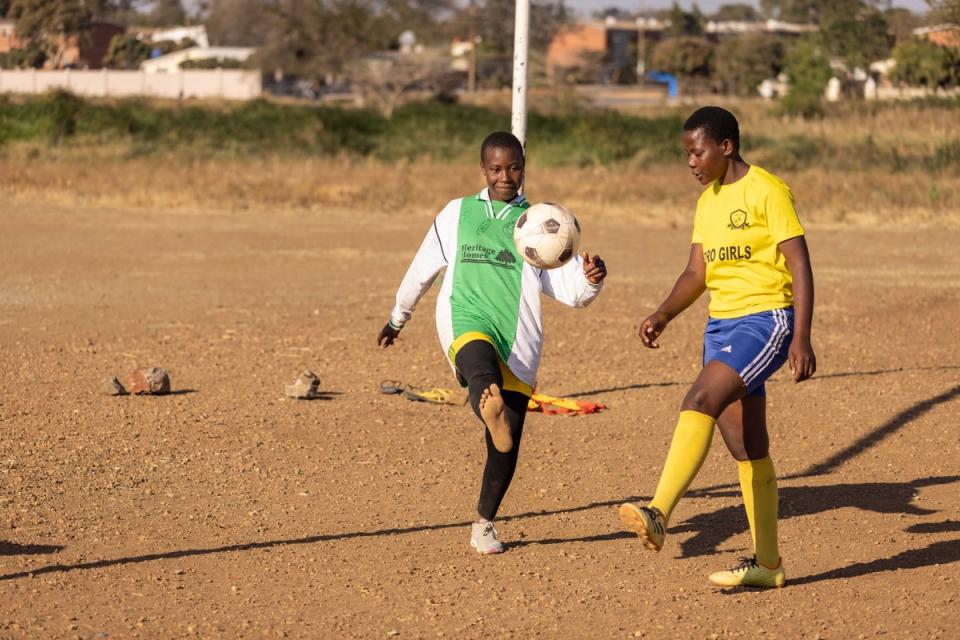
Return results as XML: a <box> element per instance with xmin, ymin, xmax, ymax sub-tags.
<box><xmin>1</xmin><ymin>175</ymin><xmax>958</xmax><ymax>639</ymax></box>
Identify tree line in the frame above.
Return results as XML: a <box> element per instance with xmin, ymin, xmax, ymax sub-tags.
<box><xmin>1</xmin><ymin>0</ymin><xmax>958</xmax><ymax>112</ymax></box>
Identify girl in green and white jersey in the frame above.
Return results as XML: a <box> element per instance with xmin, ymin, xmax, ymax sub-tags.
<box><xmin>378</xmin><ymin>131</ymin><xmax>607</xmax><ymax>554</ymax></box>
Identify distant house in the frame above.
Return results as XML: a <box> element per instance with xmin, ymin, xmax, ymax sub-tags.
<box><xmin>546</xmin><ymin>17</ymin><xmax>817</xmax><ymax>84</ymax></box>
<box><xmin>705</xmin><ymin>18</ymin><xmax>817</xmax><ymax>36</ymax></box>
<box><xmin>546</xmin><ymin>18</ymin><xmax>667</xmax><ymax>83</ymax></box>
<box><xmin>140</xmin><ymin>46</ymin><xmax>254</xmax><ymax>74</ymax></box>
<box><xmin>146</xmin><ymin>25</ymin><xmax>210</xmax><ymax>49</ymax></box>
<box><xmin>0</xmin><ymin>19</ymin><xmax>16</xmax><ymax>55</ymax></box>
<box><xmin>0</xmin><ymin>18</ymin><xmax>123</xmax><ymax>69</ymax></box>
<box><xmin>59</xmin><ymin>22</ymin><xmax>125</xmax><ymax>69</ymax></box>
<box><xmin>913</xmin><ymin>24</ymin><xmax>960</xmax><ymax>49</ymax></box>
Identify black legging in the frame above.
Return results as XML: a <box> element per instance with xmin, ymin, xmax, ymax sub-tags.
<box><xmin>454</xmin><ymin>340</ymin><xmax>529</xmax><ymax>521</ymax></box>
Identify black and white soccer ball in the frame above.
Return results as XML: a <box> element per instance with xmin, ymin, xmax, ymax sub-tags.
<box><xmin>513</xmin><ymin>202</ymin><xmax>581</xmax><ymax>269</ymax></box>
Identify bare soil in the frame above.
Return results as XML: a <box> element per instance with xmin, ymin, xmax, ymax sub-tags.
<box><xmin>1</xmin><ymin>200</ymin><xmax>958</xmax><ymax>639</ymax></box>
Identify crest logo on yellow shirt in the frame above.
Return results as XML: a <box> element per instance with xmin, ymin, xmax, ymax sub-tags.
<box><xmin>728</xmin><ymin>209</ymin><xmax>750</xmax><ymax>230</ymax></box>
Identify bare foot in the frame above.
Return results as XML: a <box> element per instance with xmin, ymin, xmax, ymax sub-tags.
<box><xmin>479</xmin><ymin>384</ymin><xmax>513</xmax><ymax>453</ymax></box>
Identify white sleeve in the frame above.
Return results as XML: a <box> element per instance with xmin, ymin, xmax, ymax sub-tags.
<box><xmin>389</xmin><ymin>203</ymin><xmax>455</xmax><ymax>328</ymax></box>
<box><xmin>539</xmin><ymin>253</ymin><xmax>603</xmax><ymax>308</ymax></box>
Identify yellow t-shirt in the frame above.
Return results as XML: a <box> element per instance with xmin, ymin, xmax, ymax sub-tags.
<box><xmin>692</xmin><ymin>165</ymin><xmax>804</xmax><ymax>319</ymax></box>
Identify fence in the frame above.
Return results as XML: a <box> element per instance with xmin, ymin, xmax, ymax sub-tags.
<box><xmin>0</xmin><ymin>69</ymin><xmax>262</xmax><ymax>100</ymax></box>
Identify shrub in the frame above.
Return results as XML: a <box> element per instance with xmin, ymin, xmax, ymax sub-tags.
<box><xmin>780</xmin><ymin>35</ymin><xmax>832</xmax><ymax>119</ymax></box>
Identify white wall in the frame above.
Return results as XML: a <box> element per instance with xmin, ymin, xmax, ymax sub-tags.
<box><xmin>0</xmin><ymin>69</ymin><xmax>261</xmax><ymax>100</ymax></box>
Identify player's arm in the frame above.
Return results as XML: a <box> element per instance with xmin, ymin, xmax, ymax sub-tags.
<box><xmin>779</xmin><ymin>235</ymin><xmax>816</xmax><ymax>382</ymax></box>
<box><xmin>377</xmin><ymin>210</ymin><xmax>452</xmax><ymax>348</ymax></box>
<box><xmin>539</xmin><ymin>251</ymin><xmax>606</xmax><ymax>308</ymax></box>
<box><xmin>639</xmin><ymin>243</ymin><xmax>706</xmax><ymax>348</ymax></box>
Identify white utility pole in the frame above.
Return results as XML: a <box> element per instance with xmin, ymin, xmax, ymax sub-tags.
<box><xmin>511</xmin><ymin>0</ymin><xmax>530</xmax><ymax>152</ymax></box>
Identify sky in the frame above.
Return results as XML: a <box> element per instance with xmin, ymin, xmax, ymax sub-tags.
<box><xmin>565</xmin><ymin>0</ymin><xmax>930</xmax><ymax>18</ymax></box>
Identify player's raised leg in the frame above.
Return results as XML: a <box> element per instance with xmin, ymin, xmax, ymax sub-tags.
<box><xmin>479</xmin><ymin>383</ymin><xmax>512</xmax><ymax>454</ymax></box>
<box><xmin>455</xmin><ymin>339</ymin><xmax>513</xmax><ymax>453</ymax></box>
<box><xmin>620</xmin><ymin>360</ymin><xmax>744</xmax><ymax>550</ymax></box>
<box><xmin>455</xmin><ymin>339</ymin><xmax>529</xmax><ymax>554</ymax></box>
<box><xmin>472</xmin><ymin>389</ymin><xmax>528</xmax><ymax>554</ymax></box>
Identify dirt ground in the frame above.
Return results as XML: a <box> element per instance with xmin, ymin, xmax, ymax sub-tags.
<box><xmin>1</xmin><ymin>197</ymin><xmax>958</xmax><ymax>639</ymax></box>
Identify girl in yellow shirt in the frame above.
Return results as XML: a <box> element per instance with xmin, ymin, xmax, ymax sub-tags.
<box><xmin>619</xmin><ymin>106</ymin><xmax>816</xmax><ymax>588</ymax></box>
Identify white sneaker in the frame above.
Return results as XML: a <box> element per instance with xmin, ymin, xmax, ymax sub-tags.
<box><xmin>470</xmin><ymin>520</ymin><xmax>505</xmax><ymax>554</ymax></box>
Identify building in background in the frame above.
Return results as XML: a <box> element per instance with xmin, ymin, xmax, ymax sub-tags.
<box><xmin>0</xmin><ymin>19</ymin><xmax>16</xmax><ymax>55</ymax></box>
<box><xmin>0</xmin><ymin>18</ymin><xmax>123</xmax><ymax>69</ymax></box>
<box><xmin>913</xmin><ymin>24</ymin><xmax>960</xmax><ymax>48</ymax></box>
<box><xmin>546</xmin><ymin>17</ymin><xmax>817</xmax><ymax>85</ymax></box>
<box><xmin>140</xmin><ymin>46</ymin><xmax>254</xmax><ymax>74</ymax></box>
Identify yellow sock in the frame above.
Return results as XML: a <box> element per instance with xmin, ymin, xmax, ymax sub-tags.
<box><xmin>738</xmin><ymin>456</ymin><xmax>780</xmax><ymax>568</ymax></box>
<box><xmin>649</xmin><ymin>410</ymin><xmax>715</xmax><ymax>524</ymax></box>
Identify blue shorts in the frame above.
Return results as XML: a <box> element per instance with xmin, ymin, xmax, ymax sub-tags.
<box><xmin>703</xmin><ymin>308</ymin><xmax>794</xmax><ymax>396</ymax></box>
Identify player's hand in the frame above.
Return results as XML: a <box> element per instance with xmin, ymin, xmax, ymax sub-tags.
<box><xmin>788</xmin><ymin>337</ymin><xmax>816</xmax><ymax>382</ymax></box>
<box><xmin>639</xmin><ymin>311</ymin><xmax>669</xmax><ymax>349</ymax></box>
<box><xmin>377</xmin><ymin>322</ymin><xmax>401</xmax><ymax>348</ymax></box>
<box><xmin>582</xmin><ymin>252</ymin><xmax>606</xmax><ymax>284</ymax></box>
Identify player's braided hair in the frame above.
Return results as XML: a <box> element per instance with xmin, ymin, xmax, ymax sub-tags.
<box><xmin>683</xmin><ymin>106</ymin><xmax>740</xmax><ymax>153</ymax></box>
<box><xmin>481</xmin><ymin>131</ymin><xmax>524</xmax><ymax>164</ymax></box>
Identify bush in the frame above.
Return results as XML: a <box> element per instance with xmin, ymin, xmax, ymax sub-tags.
<box><xmin>0</xmin><ymin>44</ymin><xmax>46</xmax><ymax>69</ymax></box>
<box><xmin>780</xmin><ymin>35</ymin><xmax>832</xmax><ymax>119</ymax></box>
<box><xmin>103</xmin><ymin>34</ymin><xmax>152</xmax><ymax>69</ymax></box>
<box><xmin>45</xmin><ymin>89</ymin><xmax>83</xmax><ymax>144</ymax></box>
<box><xmin>891</xmin><ymin>39</ymin><xmax>959</xmax><ymax>88</ymax></box>
<box><xmin>0</xmin><ymin>94</ymin><xmax>685</xmax><ymax>164</ymax></box>
<box><xmin>650</xmin><ymin>36</ymin><xmax>714</xmax><ymax>92</ymax></box>
<box><xmin>712</xmin><ymin>34</ymin><xmax>785</xmax><ymax>96</ymax></box>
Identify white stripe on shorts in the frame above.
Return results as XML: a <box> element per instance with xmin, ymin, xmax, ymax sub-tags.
<box><xmin>740</xmin><ymin>309</ymin><xmax>790</xmax><ymax>386</ymax></box>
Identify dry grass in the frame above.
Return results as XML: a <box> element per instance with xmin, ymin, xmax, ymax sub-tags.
<box><xmin>1</xmin><ymin>143</ymin><xmax>956</xmax><ymax>228</ymax></box>
<box><xmin>1</xmin><ymin>99</ymin><xmax>957</xmax><ymax>227</ymax></box>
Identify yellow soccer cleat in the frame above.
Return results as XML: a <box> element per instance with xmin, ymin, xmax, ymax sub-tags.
<box><xmin>708</xmin><ymin>556</ymin><xmax>786</xmax><ymax>588</ymax></box>
<box><xmin>618</xmin><ymin>503</ymin><xmax>666</xmax><ymax>552</ymax></box>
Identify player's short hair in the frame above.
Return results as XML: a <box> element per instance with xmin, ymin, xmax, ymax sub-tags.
<box><xmin>481</xmin><ymin>131</ymin><xmax>524</xmax><ymax>164</ymax></box>
<box><xmin>683</xmin><ymin>106</ymin><xmax>740</xmax><ymax>153</ymax></box>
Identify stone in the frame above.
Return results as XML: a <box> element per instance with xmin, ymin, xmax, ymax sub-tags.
<box><xmin>130</xmin><ymin>367</ymin><xmax>171</xmax><ymax>395</ymax></box>
<box><xmin>101</xmin><ymin>376</ymin><xmax>127</xmax><ymax>396</ymax></box>
<box><xmin>285</xmin><ymin>370</ymin><xmax>320</xmax><ymax>400</ymax></box>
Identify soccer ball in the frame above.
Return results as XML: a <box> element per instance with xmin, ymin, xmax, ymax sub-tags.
<box><xmin>513</xmin><ymin>203</ymin><xmax>581</xmax><ymax>269</ymax></box>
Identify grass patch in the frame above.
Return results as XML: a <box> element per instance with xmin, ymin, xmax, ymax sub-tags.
<box><xmin>0</xmin><ymin>91</ymin><xmax>957</xmax><ymax>176</ymax></box>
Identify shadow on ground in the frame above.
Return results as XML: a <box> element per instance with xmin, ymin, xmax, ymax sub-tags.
<box><xmin>1</xmin><ymin>380</ymin><xmax>957</xmax><ymax>586</ymax></box>
<box><xmin>0</xmin><ymin>541</ymin><xmax>64</xmax><ymax>556</ymax></box>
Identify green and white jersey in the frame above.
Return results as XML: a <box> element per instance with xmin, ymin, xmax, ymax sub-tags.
<box><xmin>390</xmin><ymin>188</ymin><xmax>603</xmax><ymax>388</ymax></box>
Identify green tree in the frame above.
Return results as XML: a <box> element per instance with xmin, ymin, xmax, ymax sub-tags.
<box><xmin>712</xmin><ymin>3</ymin><xmax>760</xmax><ymax>22</ymax></box>
<box><xmin>759</xmin><ymin>0</ymin><xmax>819</xmax><ymax>21</ymax></box>
<box><xmin>926</xmin><ymin>0</ymin><xmax>960</xmax><ymax>23</ymax></box>
<box><xmin>472</xmin><ymin>0</ymin><xmax>568</xmax><ymax>56</ymax></box>
<box><xmin>205</xmin><ymin>0</ymin><xmax>272</xmax><ymax>46</ymax></box>
<box><xmin>88</xmin><ymin>0</ymin><xmax>145</xmax><ymax>24</ymax></box>
<box><xmin>148</xmin><ymin>0</ymin><xmax>185</xmax><ymax>26</ymax></box>
<box><xmin>380</xmin><ymin>0</ymin><xmax>460</xmax><ymax>46</ymax></box>
<box><xmin>592</xmin><ymin>7</ymin><xmax>634</xmax><ymax>20</ymax></box>
<box><xmin>256</xmin><ymin>0</ymin><xmax>391</xmax><ymax>83</ymax></box>
<box><xmin>102</xmin><ymin>33</ymin><xmax>151</xmax><ymax>68</ymax></box>
<box><xmin>781</xmin><ymin>34</ymin><xmax>832</xmax><ymax>118</ymax></box>
<box><xmin>819</xmin><ymin>2</ymin><xmax>892</xmax><ymax>68</ymax></box>
<box><xmin>761</xmin><ymin>0</ymin><xmax>894</xmax><ymax>68</ymax></box>
<box><xmin>665</xmin><ymin>1</ymin><xmax>704</xmax><ymax>37</ymax></box>
<box><xmin>884</xmin><ymin>8</ymin><xmax>920</xmax><ymax>45</ymax></box>
<box><xmin>891</xmin><ymin>38</ymin><xmax>959</xmax><ymax>88</ymax></box>
<box><xmin>0</xmin><ymin>43</ymin><xmax>46</xmax><ymax>68</ymax></box>
<box><xmin>651</xmin><ymin>35</ymin><xmax>713</xmax><ymax>89</ymax></box>
<box><xmin>8</xmin><ymin>0</ymin><xmax>93</xmax><ymax>67</ymax></box>
<box><xmin>713</xmin><ymin>33</ymin><xmax>785</xmax><ymax>95</ymax></box>
<box><xmin>447</xmin><ymin>0</ymin><xmax>568</xmax><ymax>87</ymax></box>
